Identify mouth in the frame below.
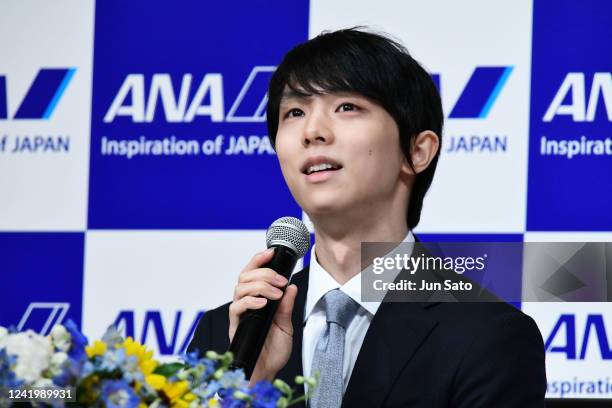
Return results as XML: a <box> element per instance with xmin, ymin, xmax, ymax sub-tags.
<box><xmin>301</xmin><ymin>156</ymin><xmax>343</xmax><ymax>176</ymax></box>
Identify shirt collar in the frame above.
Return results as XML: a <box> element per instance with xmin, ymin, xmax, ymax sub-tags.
<box><xmin>303</xmin><ymin>230</ymin><xmax>415</xmax><ymax>322</ymax></box>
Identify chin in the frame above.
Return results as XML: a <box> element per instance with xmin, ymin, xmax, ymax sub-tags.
<box><xmin>302</xmin><ymin>199</ymin><xmax>348</xmax><ymax>219</ymax></box>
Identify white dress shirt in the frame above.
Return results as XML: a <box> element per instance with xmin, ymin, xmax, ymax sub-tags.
<box><xmin>301</xmin><ymin>231</ymin><xmax>415</xmax><ymax>393</ymax></box>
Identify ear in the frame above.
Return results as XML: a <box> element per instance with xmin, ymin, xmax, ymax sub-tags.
<box><xmin>400</xmin><ymin>130</ymin><xmax>440</xmax><ymax>175</ymax></box>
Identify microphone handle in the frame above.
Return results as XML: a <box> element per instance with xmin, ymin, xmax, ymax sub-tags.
<box><xmin>228</xmin><ymin>245</ymin><xmax>298</xmax><ymax>378</ymax></box>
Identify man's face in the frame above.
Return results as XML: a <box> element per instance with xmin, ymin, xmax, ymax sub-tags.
<box><xmin>275</xmin><ymin>89</ymin><xmax>409</xmax><ymax>220</ymax></box>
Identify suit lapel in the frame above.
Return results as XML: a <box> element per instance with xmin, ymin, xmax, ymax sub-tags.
<box><xmin>285</xmin><ymin>243</ymin><xmax>443</xmax><ymax>407</ymax></box>
<box><xmin>342</xmin><ymin>301</ymin><xmax>438</xmax><ymax>407</ymax></box>
<box><xmin>342</xmin><ymin>236</ymin><xmax>440</xmax><ymax>407</ymax></box>
<box><xmin>277</xmin><ymin>267</ymin><xmax>309</xmax><ymax>407</ymax></box>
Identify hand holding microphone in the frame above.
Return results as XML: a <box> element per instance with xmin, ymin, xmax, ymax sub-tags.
<box><xmin>227</xmin><ymin>217</ymin><xmax>310</xmax><ymax>382</ymax></box>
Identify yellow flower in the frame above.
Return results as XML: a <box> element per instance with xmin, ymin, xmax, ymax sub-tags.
<box><xmin>117</xmin><ymin>337</ymin><xmax>158</xmax><ymax>374</ymax></box>
<box><xmin>145</xmin><ymin>374</ymin><xmax>167</xmax><ymax>391</ymax></box>
<box><xmin>162</xmin><ymin>380</ymin><xmax>190</xmax><ymax>405</ymax></box>
<box><xmin>138</xmin><ymin>404</ymin><xmax>147</xmax><ymax>408</ymax></box>
<box><xmin>207</xmin><ymin>398</ymin><xmax>219</xmax><ymax>407</ymax></box>
<box><xmin>109</xmin><ymin>337</ymin><xmax>196</xmax><ymax>407</ymax></box>
<box><xmin>85</xmin><ymin>340</ymin><xmax>107</xmax><ymax>358</ymax></box>
<box><xmin>120</xmin><ymin>337</ymin><xmax>154</xmax><ymax>360</ymax></box>
<box><xmin>183</xmin><ymin>392</ymin><xmax>196</xmax><ymax>402</ymax></box>
<box><xmin>140</xmin><ymin>359</ymin><xmax>157</xmax><ymax>375</ymax></box>
<box><xmin>169</xmin><ymin>392</ymin><xmax>198</xmax><ymax>408</ymax></box>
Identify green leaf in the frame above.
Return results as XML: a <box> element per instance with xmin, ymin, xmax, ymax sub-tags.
<box><xmin>153</xmin><ymin>362</ymin><xmax>185</xmax><ymax>377</ymax></box>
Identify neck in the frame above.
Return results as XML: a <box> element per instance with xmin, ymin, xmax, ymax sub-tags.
<box><xmin>311</xmin><ymin>211</ymin><xmax>408</xmax><ymax>285</ymax></box>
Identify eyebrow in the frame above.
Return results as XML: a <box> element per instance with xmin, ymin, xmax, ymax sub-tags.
<box><xmin>278</xmin><ymin>89</ymin><xmax>370</xmax><ymax>109</ymax></box>
<box><xmin>280</xmin><ymin>89</ymin><xmax>313</xmax><ymax>102</ymax></box>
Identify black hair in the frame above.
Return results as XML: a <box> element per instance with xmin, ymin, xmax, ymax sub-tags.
<box><xmin>266</xmin><ymin>27</ymin><xmax>443</xmax><ymax>229</ymax></box>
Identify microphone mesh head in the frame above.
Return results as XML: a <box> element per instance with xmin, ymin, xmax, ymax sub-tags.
<box><xmin>266</xmin><ymin>216</ymin><xmax>311</xmax><ymax>258</ymax></box>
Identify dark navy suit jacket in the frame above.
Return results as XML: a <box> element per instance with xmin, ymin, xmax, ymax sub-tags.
<box><xmin>188</xmin><ymin>260</ymin><xmax>547</xmax><ymax>407</ymax></box>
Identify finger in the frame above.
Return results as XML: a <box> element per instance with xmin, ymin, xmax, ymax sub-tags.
<box><xmin>238</xmin><ymin>267</ymin><xmax>288</xmax><ymax>287</ymax></box>
<box><xmin>229</xmin><ymin>295</ymin><xmax>268</xmax><ymax>317</ymax></box>
<box><xmin>234</xmin><ymin>281</ymin><xmax>284</xmax><ymax>301</ymax></box>
<box><xmin>241</xmin><ymin>248</ymin><xmax>275</xmax><ymax>274</ymax></box>
<box><xmin>273</xmin><ymin>284</ymin><xmax>297</xmax><ymax>333</ymax></box>
<box><xmin>229</xmin><ymin>296</ymin><xmax>268</xmax><ymax>341</ymax></box>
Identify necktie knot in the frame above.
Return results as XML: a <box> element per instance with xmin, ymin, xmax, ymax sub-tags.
<box><xmin>322</xmin><ymin>289</ymin><xmax>360</xmax><ymax>329</ymax></box>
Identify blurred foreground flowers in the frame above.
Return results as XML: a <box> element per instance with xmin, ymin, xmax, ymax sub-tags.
<box><xmin>0</xmin><ymin>321</ymin><xmax>315</xmax><ymax>407</ymax></box>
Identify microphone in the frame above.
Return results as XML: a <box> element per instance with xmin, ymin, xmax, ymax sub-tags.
<box><xmin>228</xmin><ymin>216</ymin><xmax>310</xmax><ymax>378</ymax></box>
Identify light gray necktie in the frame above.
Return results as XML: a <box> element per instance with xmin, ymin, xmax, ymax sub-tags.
<box><xmin>310</xmin><ymin>289</ymin><xmax>361</xmax><ymax>408</ymax></box>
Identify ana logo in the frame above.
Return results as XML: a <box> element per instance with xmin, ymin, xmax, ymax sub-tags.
<box><xmin>434</xmin><ymin>66</ymin><xmax>514</xmax><ymax>119</ymax></box>
<box><xmin>103</xmin><ymin>65</ymin><xmax>514</xmax><ymax>124</ymax></box>
<box><xmin>545</xmin><ymin>314</ymin><xmax>612</xmax><ymax>360</ymax></box>
<box><xmin>112</xmin><ymin>310</ymin><xmax>204</xmax><ymax>356</ymax></box>
<box><xmin>438</xmin><ymin>66</ymin><xmax>514</xmax><ymax>154</ymax></box>
<box><xmin>18</xmin><ymin>302</ymin><xmax>71</xmax><ymax>335</ymax></box>
<box><xmin>0</xmin><ymin>68</ymin><xmax>76</xmax><ymax>120</ymax></box>
<box><xmin>542</xmin><ymin>72</ymin><xmax>612</xmax><ymax>122</ymax></box>
<box><xmin>103</xmin><ymin>66</ymin><xmax>274</xmax><ymax>124</ymax></box>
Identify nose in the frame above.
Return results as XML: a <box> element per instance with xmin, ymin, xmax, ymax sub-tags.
<box><xmin>303</xmin><ymin>108</ymin><xmax>333</xmax><ymax>147</ymax></box>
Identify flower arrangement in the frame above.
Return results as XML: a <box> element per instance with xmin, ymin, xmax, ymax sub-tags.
<box><xmin>0</xmin><ymin>321</ymin><xmax>316</xmax><ymax>407</ymax></box>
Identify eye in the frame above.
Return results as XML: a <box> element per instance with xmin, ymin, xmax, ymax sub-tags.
<box><xmin>336</xmin><ymin>102</ymin><xmax>358</xmax><ymax>112</ymax></box>
<box><xmin>284</xmin><ymin>108</ymin><xmax>305</xmax><ymax>118</ymax></box>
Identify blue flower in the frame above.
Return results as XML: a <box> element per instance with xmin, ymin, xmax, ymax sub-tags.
<box><xmin>52</xmin><ymin>367</ymin><xmax>72</xmax><ymax>387</ymax></box>
<box><xmin>207</xmin><ymin>370</ymin><xmax>250</xmax><ymax>406</ymax></box>
<box><xmin>249</xmin><ymin>381</ymin><xmax>281</xmax><ymax>408</ymax></box>
<box><xmin>121</xmin><ymin>355</ymin><xmax>144</xmax><ymax>384</ymax></box>
<box><xmin>182</xmin><ymin>350</ymin><xmax>202</xmax><ymax>366</ymax></box>
<box><xmin>53</xmin><ymin>356</ymin><xmax>94</xmax><ymax>387</ymax></box>
<box><xmin>220</xmin><ymin>398</ymin><xmax>247</xmax><ymax>408</ymax></box>
<box><xmin>101</xmin><ymin>325</ymin><xmax>124</xmax><ymax>348</ymax></box>
<box><xmin>193</xmin><ymin>379</ymin><xmax>221</xmax><ymax>400</ymax></box>
<box><xmin>100</xmin><ymin>379</ymin><xmax>140</xmax><ymax>408</ymax></box>
<box><xmin>63</xmin><ymin>319</ymin><xmax>88</xmax><ymax>361</ymax></box>
<box><xmin>99</xmin><ymin>348</ymin><xmax>126</xmax><ymax>372</ymax></box>
<box><xmin>198</xmin><ymin>359</ymin><xmax>216</xmax><ymax>379</ymax></box>
<box><xmin>82</xmin><ymin>360</ymin><xmax>94</xmax><ymax>377</ymax></box>
<box><xmin>216</xmin><ymin>385</ymin><xmax>235</xmax><ymax>400</ymax></box>
<box><xmin>181</xmin><ymin>351</ymin><xmax>216</xmax><ymax>384</ymax></box>
<box><xmin>0</xmin><ymin>349</ymin><xmax>23</xmax><ymax>389</ymax></box>
<box><xmin>218</xmin><ymin>370</ymin><xmax>247</xmax><ymax>389</ymax></box>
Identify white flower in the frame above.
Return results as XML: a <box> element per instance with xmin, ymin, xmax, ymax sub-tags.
<box><xmin>4</xmin><ymin>330</ymin><xmax>53</xmax><ymax>384</ymax></box>
<box><xmin>0</xmin><ymin>326</ymin><xmax>8</xmax><ymax>348</ymax></box>
<box><xmin>51</xmin><ymin>351</ymin><xmax>68</xmax><ymax>366</ymax></box>
<box><xmin>32</xmin><ymin>378</ymin><xmax>54</xmax><ymax>388</ymax></box>
<box><xmin>50</xmin><ymin>324</ymin><xmax>71</xmax><ymax>352</ymax></box>
<box><xmin>48</xmin><ymin>351</ymin><xmax>68</xmax><ymax>377</ymax></box>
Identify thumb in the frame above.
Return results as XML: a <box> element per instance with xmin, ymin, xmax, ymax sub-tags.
<box><xmin>274</xmin><ymin>284</ymin><xmax>297</xmax><ymax>333</ymax></box>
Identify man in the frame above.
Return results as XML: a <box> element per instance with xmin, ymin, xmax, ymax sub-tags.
<box><xmin>189</xmin><ymin>28</ymin><xmax>546</xmax><ymax>407</ymax></box>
